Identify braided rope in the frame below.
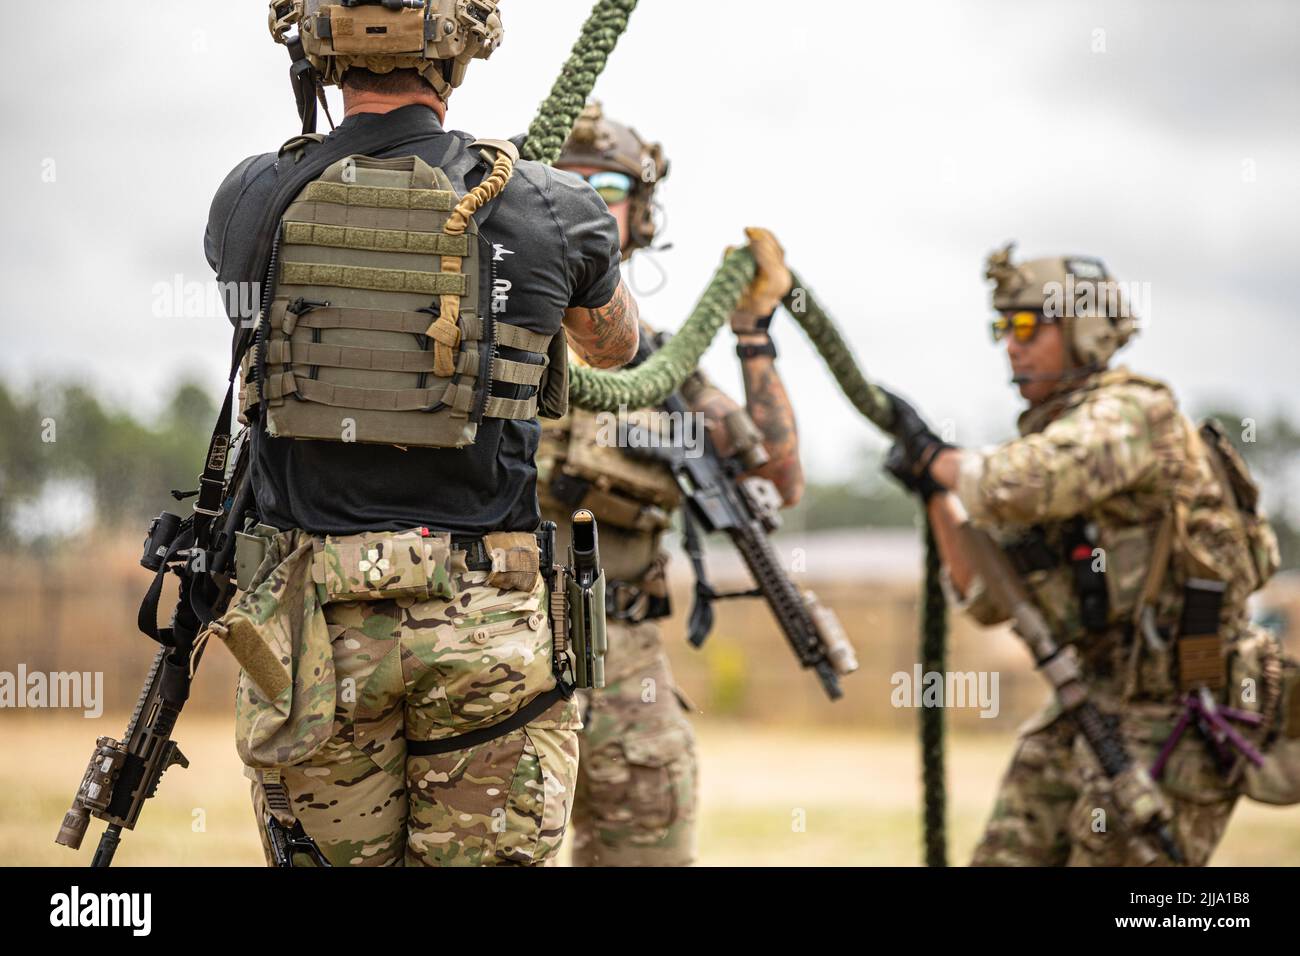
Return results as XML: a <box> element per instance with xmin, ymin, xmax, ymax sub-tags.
<box><xmin>569</xmin><ymin>248</ymin><xmax>754</xmax><ymax>410</ymax></box>
<box><xmin>521</xmin><ymin>0</ymin><xmax>640</xmax><ymax>166</ymax></box>
<box><xmin>921</xmin><ymin>519</ymin><xmax>949</xmax><ymax>866</ymax></box>
<box><xmin>446</xmin><ymin>151</ymin><xmax>515</xmax><ymax>235</ymax></box>
<box><xmin>432</xmin><ymin>150</ymin><xmax>518</xmax><ymax>375</ymax></box>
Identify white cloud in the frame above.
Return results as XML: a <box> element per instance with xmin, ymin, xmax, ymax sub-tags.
<box><xmin>1</xmin><ymin>0</ymin><xmax>1296</xmax><ymax>481</ymax></box>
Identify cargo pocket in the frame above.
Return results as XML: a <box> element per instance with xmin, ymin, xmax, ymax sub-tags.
<box><xmin>324</xmin><ymin>606</ymin><xmax>405</xmax><ymax>772</ymax></box>
<box><xmin>437</xmin><ymin>578</ymin><xmax>553</xmax><ymax>733</ymax></box>
<box><xmin>585</xmin><ymin>722</ymin><xmax>694</xmax><ymax>845</ymax></box>
<box><xmin>404</xmin><ymin>723</ymin><xmax>578</xmax><ymax>867</ymax></box>
<box><xmin>495</xmin><ymin>725</ymin><xmax>579</xmax><ymax>865</ymax></box>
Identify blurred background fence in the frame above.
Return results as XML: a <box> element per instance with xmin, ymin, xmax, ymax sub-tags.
<box><xmin>1</xmin><ymin>378</ymin><xmax>1297</xmax><ymax>867</ymax></box>
<box><xmin>1</xmin><ymin>377</ymin><xmax>1297</xmax><ymax>723</ymax></box>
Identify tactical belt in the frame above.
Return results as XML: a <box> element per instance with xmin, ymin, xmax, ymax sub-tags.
<box><xmin>235</xmin><ymin>530</ymin><xmax>500</xmax><ymax>583</ymax></box>
<box><xmin>452</xmin><ymin>535</ymin><xmax>499</xmax><ymax>573</ymax></box>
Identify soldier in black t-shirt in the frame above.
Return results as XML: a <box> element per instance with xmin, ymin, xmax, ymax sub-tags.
<box><xmin>204</xmin><ymin>3</ymin><xmax>638</xmax><ymax>866</ymax></box>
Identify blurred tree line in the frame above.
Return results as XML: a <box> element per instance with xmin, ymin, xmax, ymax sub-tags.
<box><xmin>0</xmin><ymin>379</ymin><xmax>1295</xmax><ymax>570</ymax></box>
<box><xmin>0</xmin><ymin>380</ymin><xmax>216</xmax><ymax>544</ymax></box>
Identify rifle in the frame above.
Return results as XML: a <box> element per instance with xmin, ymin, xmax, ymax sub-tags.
<box><xmin>632</xmin><ymin>334</ymin><xmax>858</xmax><ymax>700</ymax></box>
<box><xmin>55</xmin><ymin>427</ymin><xmax>254</xmax><ymax>866</ymax></box>
<box><xmin>960</xmin><ymin>522</ymin><xmax>1184</xmax><ymax>863</ymax></box>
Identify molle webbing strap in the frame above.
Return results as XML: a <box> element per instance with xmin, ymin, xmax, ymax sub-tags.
<box><xmin>491</xmin><ymin>358</ymin><xmax>548</xmax><ymax>387</ymax></box>
<box><xmin>265</xmin><ymin>339</ymin><xmax>481</xmax><ymax>376</ymax></box>
<box><xmin>264</xmin><ymin>373</ymin><xmax>474</xmax><ymax>414</ymax></box>
<box><xmin>282</xmin><ymin>221</ymin><xmax>471</xmax><ymax>257</ymax></box>
<box><xmin>279</xmin><ymin>262</ymin><xmax>469</xmax><ymax>296</ymax></box>
<box><xmin>259</xmin><ymin>362</ymin><xmax>542</xmax><ymax>418</ymax></box>
<box><xmin>496</xmin><ymin>322</ymin><xmax>551</xmax><ymax>354</ymax></box>
<box><xmin>284</xmin><ymin>307</ymin><xmax>484</xmax><ymax>342</ymax></box>
<box><xmin>300</xmin><ymin>180</ymin><xmax>456</xmax><ymax>212</ymax></box>
<box><xmin>1132</xmin><ymin>511</ymin><xmax>1177</xmax><ymax>629</ymax></box>
<box><xmin>484</xmin><ymin>395</ymin><xmax>539</xmax><ymax>421</ymax></box>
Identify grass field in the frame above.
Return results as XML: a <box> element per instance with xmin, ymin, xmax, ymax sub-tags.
<box><xmin>8</xmin><ymin>713</ymin><xmax>1298</xmax><ymax>867</ymax></box>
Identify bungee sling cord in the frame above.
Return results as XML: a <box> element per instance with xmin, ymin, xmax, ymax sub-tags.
<box><xmin>528</xmin><ymin>0</ymin><xmax>950</xmax><ymax>866</ymax></box>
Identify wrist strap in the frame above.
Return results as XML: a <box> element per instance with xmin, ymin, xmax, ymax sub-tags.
<box><xmin>737</xmin><ymin>338</ymin><xmax>777</xmax><ymax>361</ymax></box>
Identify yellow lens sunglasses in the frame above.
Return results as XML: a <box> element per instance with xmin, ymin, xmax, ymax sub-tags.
<box><xmin>990</xmin><ymin>310</ymin><xmax>1059</xmax><ymax>344</ymax></box>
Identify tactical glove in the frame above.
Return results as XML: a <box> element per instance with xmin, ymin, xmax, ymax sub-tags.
<box><xmin>885</xmin><ymin>439</ymin><xmax>947</xmax><ymax>502</ymax></box>
<box><xmin>879</xmin><ymin>387</ymin><xmax>953</xmax><ymax>502</ymax></box>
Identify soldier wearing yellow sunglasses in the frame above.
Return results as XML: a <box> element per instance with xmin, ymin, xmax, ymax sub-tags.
<box><xmin>880</xmin><ymin>243</ymin><xmax>1281</xmax><ymax>867</ymax></box>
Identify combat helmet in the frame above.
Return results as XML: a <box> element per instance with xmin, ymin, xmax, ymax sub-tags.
<box><xmin>269</xmin><ymin>0</ymin><xmax>503</xmax><ymax>127</ymax></box>
<box><xmin>985</xmin><ymin>241</ymin><xmax>1139</xmax><ymax>369</ymax></box>
<box><xmin>559</xmin><ymin>101</ymin><xmax>670</xmax><ymax>257</ymax></box>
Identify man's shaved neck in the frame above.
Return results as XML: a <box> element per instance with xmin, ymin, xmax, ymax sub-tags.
<box><xmin>342</xmin><ymin>88</ymin><xmax>447</xmax><ymax>124</ymax></box>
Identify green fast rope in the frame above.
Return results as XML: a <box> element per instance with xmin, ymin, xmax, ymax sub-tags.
<box><xmin>523</xmin><ymin>0</ymin><xmax>948</xmax><ymax>866</ymax></box>
<box><xmin>569</xmin><ymin>248</ymin><xmax>754</xmax><ymax>409</ymax></box>
<box><xmin>521</xmin><ymin>0</ymin><xmax>641</xmax><ymax>166</ymax></box>
<box><xmin>792</xmin><ymin>275</ymin><xmax>948</xmax><ymax>866</ymax></box>
<box><xmin>921</xmin><ymin>519</ymin><xmax>949</xmax><ymax>866</ymax></box>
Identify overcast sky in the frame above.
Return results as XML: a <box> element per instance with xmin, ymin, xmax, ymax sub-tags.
<box><xmin>1</xmin><ymin>0</ymin><xmax>1296</xmax><ymax>481</ymax></box>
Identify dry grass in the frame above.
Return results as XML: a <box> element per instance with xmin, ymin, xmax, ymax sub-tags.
<box><xmin>8</xmin><ymin>713</ymin><xmax>1298</xmax><ymax>867</ymax></box>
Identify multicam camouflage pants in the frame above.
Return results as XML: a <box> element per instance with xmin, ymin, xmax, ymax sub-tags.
<box><xmin>570</xmin><ymin>617</ymin><xmax>698</xmax><ymax>866</ymax></box>
<box><xmin>247</xmin><ymin>569</ymin><xmax>580</xmax><ymax>867</ymax></box>
<box><xmin>972</xmin><ymin>703</ymin><xmax>1240</xmax><ymax>866</ymax></box>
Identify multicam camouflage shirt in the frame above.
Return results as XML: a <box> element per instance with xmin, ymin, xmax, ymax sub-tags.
<box><xmin>951</xmin><ymin>366</ymin><xmax>1270</xmax><ymax>715</ymax></box>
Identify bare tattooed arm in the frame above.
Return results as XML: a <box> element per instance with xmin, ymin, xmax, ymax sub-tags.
<box><xmin>563</xmin><ymin>279</ymin><xmax>640</xmax><ymax>368</ymax></box>
<box><xmin>685</xmin><ymin>347</ymin><xmax>805</xmax><ymax>507</ymax></box>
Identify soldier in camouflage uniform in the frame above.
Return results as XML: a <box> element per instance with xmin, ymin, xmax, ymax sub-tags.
<box><xmin>203</xmin><ymin>3</ymin><xmax>641</xmax><ymax>866</ymax></box>
<box><xmin>884</xmin><ymin>244</ymin><xmax>1282</xmax><ymax>865</ymax></box>
<box><xmin>548</xmin><ymin>104</ymin><xmax>807</xmax><ymax>865</ymax></box>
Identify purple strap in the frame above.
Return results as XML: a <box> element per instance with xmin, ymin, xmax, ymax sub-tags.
<box><xmin>1151</xmin><ymin>692</ymin><xmax>1266</xmax><ymax>779</ymax></box>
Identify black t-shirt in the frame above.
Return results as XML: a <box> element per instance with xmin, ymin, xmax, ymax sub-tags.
<box><xmin>204</xmin><ymin>106</ymin><xmax>621</xmax><ymax>536</ymax></box>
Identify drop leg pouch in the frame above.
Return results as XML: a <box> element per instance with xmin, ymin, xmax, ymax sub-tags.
<box><xmin>208</xmin><ymin>529</ymin><xmax>337</xmax><ymax>769</ymax></box>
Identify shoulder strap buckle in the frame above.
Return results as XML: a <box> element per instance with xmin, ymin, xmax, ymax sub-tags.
<box><xmin>470</xmin><ymin>137</ymin><xmax>520</xmax><ymax>165</ymax></box>
<box><xmin>278</xmin><ymin>132</ymin><xmax>327</xmax><ymax>162</ymax></box>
